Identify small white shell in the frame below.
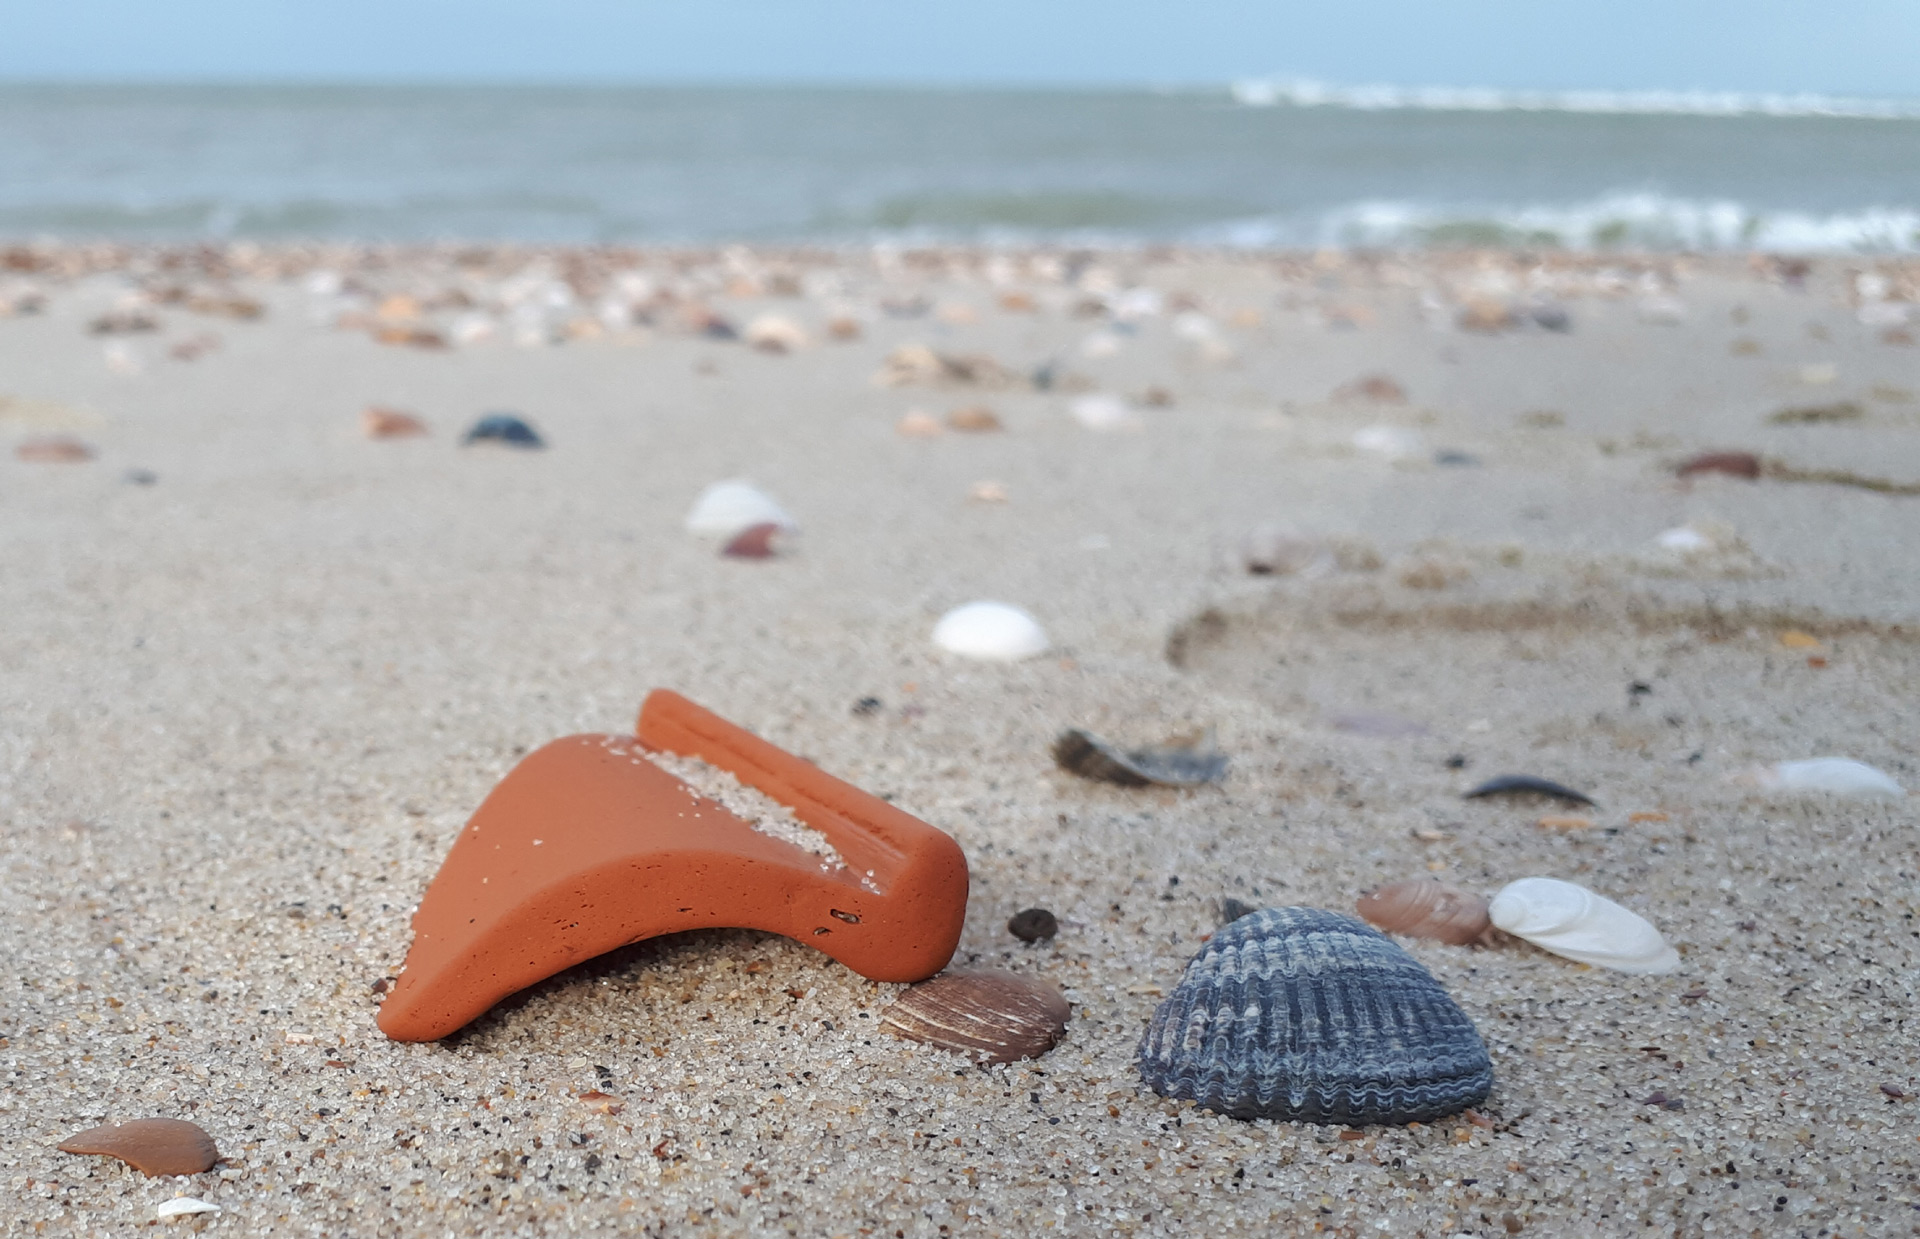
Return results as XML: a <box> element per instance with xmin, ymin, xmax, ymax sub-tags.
<box><xmin>1488</xmin><ymin>877</ymin><xmax>1679</xmax><ymax>975</ymax></box>
<box><xmin>932</xmin><ymin>602</ymin><xmax>1049</xmax><ymax>662</ymax></box>
<box><xmin>684</xmin><ymin>480</ymin><xmax>796</xmax><ymax>540</ymax></box>
<box><xmin>1352</xmin><ymin>425</ymin><xmax>1423</xmax><ymax>459</ymax></box>
<box><xmin>1754</xmin><ymin>757</ymin><xmax>1904</xmax><ymax>800</ymax></box>
<box><xmin>157</xmin><ymin>1198</ymin><xmax>222</xmax><ymax>1218</ymax></box>
<box><xmin>1068</xmin><ymin>395</ymin><xmax>1139</xmax><ymax>432</ymax></box>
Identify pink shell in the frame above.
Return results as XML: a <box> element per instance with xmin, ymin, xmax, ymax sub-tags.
<box><xmin>1355</xmin><ymin>880</ymin><xmax>1492</xmax><ymax>946</ymax></box>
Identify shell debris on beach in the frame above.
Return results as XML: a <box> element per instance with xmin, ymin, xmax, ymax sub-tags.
<box><xmin>5</xmin><ymin>240</ymin><xmax>1920</xmax><ymax>1237</ymax></box>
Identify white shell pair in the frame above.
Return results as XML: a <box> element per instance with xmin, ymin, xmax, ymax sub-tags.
<box><xmin>1490</xmin><ymin>878</ymin><xmax>1679</xmax><ymax>976</ymax></box>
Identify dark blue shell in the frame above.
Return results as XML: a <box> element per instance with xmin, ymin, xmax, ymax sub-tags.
<box><xmin>463</xmin><ymin>413</ymin><xmax>545</xmax><ymax>449</ymax></box>
<box><xmin>1137</xmin><ymin>907</ymin><xmax>1492</xmax><ymax>1125</ymax></box>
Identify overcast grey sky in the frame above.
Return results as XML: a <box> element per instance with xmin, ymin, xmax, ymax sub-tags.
<box><xmin>2</xmin><ymin>0</ymin><xmax>1917</xmax><ymax>96</ymax></box>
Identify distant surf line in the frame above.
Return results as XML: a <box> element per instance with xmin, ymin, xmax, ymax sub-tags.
<box><xmin>1227</xmin><ymin>78</ymin><xmax>1920</xmax><ymax>121</ymax></box>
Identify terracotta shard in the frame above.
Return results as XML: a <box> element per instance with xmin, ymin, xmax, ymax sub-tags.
<box><xmin>880</xmin><ymin>969</ymin><xmax>1070</xmax><ymax>1063</ymax></box>
<box><xmin>377</xmin><ymin>690</ymin><xmax>970</xmax><ymax>1041</ymax></box>
<box><xmin>58</xmin><ymin>1119</ymin><xmax>218</xmax><ymax>1177</ymax></box>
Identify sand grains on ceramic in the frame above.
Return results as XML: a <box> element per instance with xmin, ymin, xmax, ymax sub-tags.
<box><xmin>1138</xmin><ymin>907</ymin><xmax>1492</xmax><ymax>1125</ymax></box>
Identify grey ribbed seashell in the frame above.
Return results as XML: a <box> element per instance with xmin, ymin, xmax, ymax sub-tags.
<box><xmin>1137</xmin><ymin>907</ymin><xmax>1492</xmax><ymax>1125</ymax></box>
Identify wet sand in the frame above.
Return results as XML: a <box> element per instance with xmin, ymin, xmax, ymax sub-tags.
<box><xmin>2</xmin><ymin>244</ymin><xmax>1918</xmax><ymax>1236</ymax></box>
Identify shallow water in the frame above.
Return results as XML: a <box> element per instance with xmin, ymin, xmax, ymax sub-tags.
<box><xmin>2</xmin><ymin>83</ymin><xmax>1918</xmax><ymax>249</ymax></box>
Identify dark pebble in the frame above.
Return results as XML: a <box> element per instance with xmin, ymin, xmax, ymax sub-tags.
<box><xmin>851</xmin><ymin>697</ymin><xmax>883</xmax><ymax>717</ymax></box>
<box><xmin>1007</xmin><ymin>908</ymin><xmax>1059</xmax><ymax>943</ymax></box>
<box><xmin>1219</xmin><ymin>897</ymin><xmax>1258</xmax><ymax>924</ymax></box>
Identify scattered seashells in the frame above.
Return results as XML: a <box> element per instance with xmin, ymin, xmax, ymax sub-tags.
<box><xmin>946</xmin><ymin>405</ymin><xmax>1002</xmax><ymax>433</ymax></box>
<box><xmin>15</xmin><ymin>436</ymin><xmax>95</xmax><ymax>462</ymax></box>
<box><xmin>1747</xmin><ymin>757</ymin><xmax>1904</xmax><ymax>800</ymax></box>
<box><xmin>743</xmin><ymin>314</ymin><xmax>807</xmax><ymax>353</ymax></box>
<box><xmin>58</xmin><ymin>1118</ymin><xmax>219</xmax><ymax>1176</ymax></box>
<box><xmin>1137</xmin><ymin>908</ymin><xmax>1493</xmax><ymax>1124</ymax></box>
<box><xmin>1489</xmin><ymin>878</ymin><xmax>1678</xmax><ymax>975</ymax></box>
<box><xmin>361</xmin><ymin>406</ymin><xmax>427</xmax><ymax>439</ymax></box>
<box><xmin>1463</xmin><ymin>774</ymin><xmax>1596</xmax><ymax>807</ymax></box>
<box><xmin>932</xmin><ymin>602</ymin><xmax>1048</xmax><ymax>662</ymax></box>
<box><xmin>1067</xmin><ymin>395</ymin><xmax>1140</xmax><ymax>431</ymax></box>
<box><xmin>1355</xmin><ymin>880</ymin><xmax>1492</xmax><ymax>946</ymax></box>
<box><xmin>1052</xmin><ymin>727</ymin><xmax>1227</xmax><ymax>788</ymax></box>
<box><xmin>880</xmin><ymin>969</ymin><xmax>1069</xmax><ymax>1063</ymax></box>
<box><xmin>463</xmin><ymin>413</ymin><xmax>544</xmax><ymax>449</ymax></box>
<box><xmin>684</xmin><ymin>479</ymin><xmax>796</xmax><ymax>540</ymax></box>
<box><xmin>156</xmin><ymin>1198</ymin><xmax>222</xmax><ymax>1218</ymax></box>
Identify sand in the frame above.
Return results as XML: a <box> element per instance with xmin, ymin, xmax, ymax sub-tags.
<box><xmin>1</xmin><ymin>244</ymin><xmax>1918</xmax><ymax>1236</ymax></box>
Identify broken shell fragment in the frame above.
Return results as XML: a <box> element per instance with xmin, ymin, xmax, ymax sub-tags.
<box><xmin>1137</xmin><ymin>908</ymin><xmax>1492</xmax><ymax>1124</ymax></box>
<box><xmin>1748</xmin><ymin>757</ymin><xmax>1904</xmax><ymax>800</ymax></box>
<box><xmin>1052</xmin><ymin>727</ymin><xmax>1227</xmax><ymax>788</ymax></box>
<box><xmin>743</xmin><ymin>314</ymin><xmax>807</xmax><ymax>353</ymax></box>
<box><xmin>462</xmin><ymin>413</ymin><xmax>544</xmax><ymax>448</ymax></box>
<box><xmin>1463</xmin><ymin>774</ymin><xmax>1596</xmax><ymax>807</ymax></box>
<box><xmin>946</xmin><ymin>405</ymin><xmax>1003</xmax><ymax>433</ymax></box>
<box><xmin>932</xmin><ymin>601</ymin><xmax>1048</xmax><ymax>661</ymax></box>
<box><xmin>880</xmin><ymin>969</ymin><xmax>1069</xmax><ymax>1063</ymax></box>
<box><xmin>15</xmin><ymin>436</ymin><xmax>95</xmax><ymax>462</ymax></box>
<box><xmin>684</xmin><ymin>479</ymin><xmax>796</xmax><ymax>540</ymax></box>
<box><xmin>722</xmin><ymin>522</ymin><xmax>782</xmax><ymax>559</ymax></box>
<box><xmin>1677</xmin><ymin>451</ymin><xmax>1761</xmax><ymax>479</ymax></box>
<box><xmin>58</xmin><ymin>1118</ymin><xmax>219</xmax><ymax>1177</ymax></box>
<box><xmin>1488</xmin><ymin>877</ymin><xmax>1679</xmax><ymax>975</ymax></box>
<box><xmin>362</xmin><ymin>406</ymin><xmax>427</xmax><ymax>438</ymax></box>
<box><xmin>156</xmin><ymin>1198</ymin><xmax>222</xmax><ymax>1218</ymax></box>
<box><xmin>1355</xmin><ymin>880</ymin><xmax>1492</xmax><ymax>946</ymax></box>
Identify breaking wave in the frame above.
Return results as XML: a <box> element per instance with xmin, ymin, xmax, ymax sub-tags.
<box><xmin>1229</xmin><ymin>78</ymin><xmax>1920</xmax><ymax>122</ymax></box>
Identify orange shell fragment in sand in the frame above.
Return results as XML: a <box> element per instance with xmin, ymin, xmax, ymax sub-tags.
<box><xmin>376</xmin><ymin>689</ymin><xmax>970</xmax><ymax>1042</ymax></box>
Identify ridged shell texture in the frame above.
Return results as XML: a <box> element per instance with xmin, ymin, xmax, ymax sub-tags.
<box><xmin>1137</xmin><ymin>907</ymin><xmax>1493</xmax><ymax>1125</ymax></box>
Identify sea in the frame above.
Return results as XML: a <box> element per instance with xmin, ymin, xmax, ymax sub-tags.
<box><xmin>2</xmin><ymin>82</ymin><xmax>1918</xmax><ymax>251</ymax></box>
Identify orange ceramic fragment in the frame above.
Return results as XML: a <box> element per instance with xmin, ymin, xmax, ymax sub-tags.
<box><xmin>377</xmin><ymin>690</ymin><xmax>970</xmax><ymax>1042</ymax></box>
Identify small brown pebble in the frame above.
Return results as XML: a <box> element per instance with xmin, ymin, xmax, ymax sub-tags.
<box><xmin>58</xmin><ymin>1118</ymin><xmax>219</xmax><ymax>1177</ymax></box>
<box><xmin>880</xmin><ymin>969</ymin><xmax>1069</xmax><ymax>1064</ymax></box>
<box><xmin>576</xmin><ymin>1090</ymin><xmax>624</xmax><ymax>1114</ymax></box>
<box><xmin>1677</xmin><ymin>451</ymin><xmax>1761</xmax><ymax>479</ymax></box>
<box><xmin>1007</xmin><ymin>908</ymin><xmax>1058</xmax><ymax>943</ymax></box>
<box><xmin>1807</xmin><ymin>656</ymin><xmax>1828</xmax><ymax>668</ymax></box>
<box><xmin>1502</xmin><ymin>1212</ymin><xmax>1525</xmax><ymax>1234</ymax></box>
<box><xmin>722</xmin><ymin>523</ymin><xmax>781</xmax><ymax>559</ymax></box>
<box><xmin>1536</xmin><ymin>815</ymin><xmax>1595</xmax><ymax>832</ymax></box>
<box><xmin>946</xmin><ymin>405</ymin><xmax>1002</xmax><ymax>433</ymax></box>
<box><xmin>16</xmin><ymin>436</ymin><xmax>95</xmax><ymax>463</ymax></box>
<box><xmin>370</xmin><ymin>977</ymin><xmax>389</xmax><ymax>994</ymax></box>
<box><xmin>826</xmin><ymin>315</ymin><xmax>862</xmax><ymax>341</ymax></box>
<box><xmin>361</xmin><ymin>406</ymin><xmax>428</xmax><ymax>439</ymax></box>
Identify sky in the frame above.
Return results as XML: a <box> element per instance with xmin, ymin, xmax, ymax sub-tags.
<box><xmin>1</xmin><ymin>0</ymin><xmax>1917</xmax><ymax>97</ymax></box>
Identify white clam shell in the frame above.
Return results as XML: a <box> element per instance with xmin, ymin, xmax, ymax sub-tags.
<box><xmin>1068</xmin><ymin>395</ymin><xmax>1139</xmax><ymax>431</ymax></box>
<box><xmin>684</xmin><ymin>480</ymin><xmax>796</xmax><ymax>540</ymax></box>
<box><xmin>1756</xmin><ymin>757</ymin><xmax>1904</xmax><ymax>800</ymax></box>
<box><xmin>932</xmin><ymin>602</ymin><xmax>1049</xmax><ymax>662</ymax></box>
<box><xmin>1489</xmin><ymin>877</ymin><xmax>1679</xmax><ymax>975</ymax></box>
<box><xmin>1352</xmin><ymin>425</ymin><xmax>1423</xmax><ymax>459</ymax></box>
<box><xmin>157</xmin><ymin>1198</ymin><xmax>222</xmax><ymax>1218</ymax></box>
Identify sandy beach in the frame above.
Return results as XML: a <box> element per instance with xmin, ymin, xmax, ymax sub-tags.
<box><xmin>2</xmin><ymin>243</ymin><xmax>1918</xmax><ymax>1236</ymax></box>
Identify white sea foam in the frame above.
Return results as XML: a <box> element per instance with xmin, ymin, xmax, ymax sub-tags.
<box><xmin>1230</xmin><ymin>78</ymin><xmax>1920</xmax><ymax>122</ymax></box>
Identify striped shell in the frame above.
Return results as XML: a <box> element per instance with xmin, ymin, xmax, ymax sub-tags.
<box><xmin>880</xmin><ymin>970</ymin><xmax>1069</xmax><ymax>1063</ymax></box>
<box><xmin>1137</xmin><ymin>907</ymin><xmax>1492</xmax><ymax>1125</ymax></box>
<box><xmin>1356</xmin><ymin>880</ymin><xmax>1492</xmax><ymax>946</ymax></box>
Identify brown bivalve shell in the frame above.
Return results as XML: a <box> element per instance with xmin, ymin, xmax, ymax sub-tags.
<box><xmin>1356</xmin><ymin>879</ymin><xmax>1493</xmax><ymax>946</ymax></box>
<box><xmin>58</xmin><ymin>1118</ymin><xmax>219</xmax><ymax>1176</ymax></box>
<box><xmin>880</xmin><ymin>969</ymin><xmax>1069</xmax><ymax>1063</ymax></box>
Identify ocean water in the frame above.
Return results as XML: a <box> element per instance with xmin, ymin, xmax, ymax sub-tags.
<box><xmin>1</xmin><ymin>83</ymin><xmax>1917</xmax><ymax>251</ymax></box>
